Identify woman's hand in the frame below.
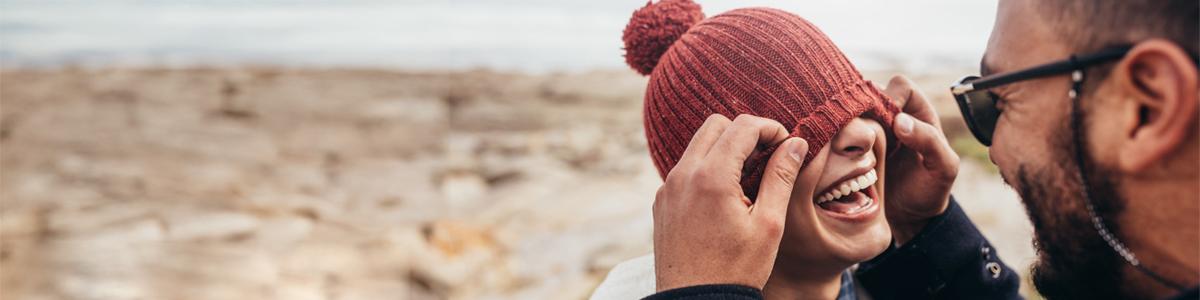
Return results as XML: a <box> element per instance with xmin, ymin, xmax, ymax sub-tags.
<box><xmin>882</xmin><ymin>75</ymin><xmax>960</xmax><ymax>245</ymax></box>
<box><xmin>652</xmin><ymin>114</ymin><xmax>819</xmax><ymax>292</ymax></box>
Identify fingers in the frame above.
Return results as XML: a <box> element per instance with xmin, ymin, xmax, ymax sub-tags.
<box><xmin>750</xmin><ymin>138</ymin><xmax>807</xmax><ymax>222</ymax></box>
<box><xmin>884</xmin><ymin>75</ymin><xmax>942</xmax><ymax>129</ymax></box>
<box><xmin>894</xmin><ymin>113</ymin><xmax>960</xmax><ymax>177</ymax></box>
<box><xmin>678</xmin><ymin>114</ymin><xmax>732</xmax><ymax>166</ymax></box>
<box><xmin>706</xmin><ymin>114</ymin><xmax>791</xmax><ymax>172</ymax></box>
<box><xmin>791</xmin><ymin>143</ymin><xmax>829</xmax><ymax>200</ymax></box>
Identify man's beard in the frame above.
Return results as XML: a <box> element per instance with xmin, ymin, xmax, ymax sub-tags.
<box><xmin>1010</xmin><ymin>103</ymin><xmax>1129</xmax><ymax>299</ymax></box>
<box><xmin>1016</xmin><ymin>163</ymin><xmax>1125</xmax><ymax>299</ymax></box>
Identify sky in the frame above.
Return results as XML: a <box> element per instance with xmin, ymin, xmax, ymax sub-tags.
<box><xmin>0</xmin><ymin>0</ymin><xmax>998</xmax><ymax>73</ymax></box>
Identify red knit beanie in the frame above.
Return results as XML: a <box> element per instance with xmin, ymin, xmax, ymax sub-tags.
<box><xmin>623</xmin><ymin>0</ymin><xmax>900</xmax><ymax>199</ymax></box>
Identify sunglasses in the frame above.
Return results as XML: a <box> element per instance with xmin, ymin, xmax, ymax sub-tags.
<box><xmin>949</xmin><ymin>46</ymin><xmax>1132</xmax><ymax>146</ymax></box>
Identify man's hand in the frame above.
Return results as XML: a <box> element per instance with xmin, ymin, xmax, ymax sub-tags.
<box><xmin>881</xmin><ymin>75</ymin><xmax>960</xmax><ymax>245</ymax></box>
<box><xmin>652</xmin><ymin>114</ymin><xmax>813</xmax><ymax>292</ymax></box>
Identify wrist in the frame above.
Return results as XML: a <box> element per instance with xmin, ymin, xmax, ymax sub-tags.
<box><xmin>646</xmin><ymin>284</ymin><xmax>763</xmax><ymax>300</ymax></box>
<box><xmin>657</xmin><ymin>279</ymin><xmax>751</xmax><ymax>293</ymax></box>
<box><xmin>656</xmin><ymin>266</ymin><xmax>767</xmax><ymax>293</ymax></box>
<box><xmin>656</xmin><ymin>269</ymin><xmax>746</xmax><ymax>292</ymax></box>
<box><xmin>889</xmin><ymin>199</ymin><xmax>951</xmax><ymax>245</ymax></box>
<box><xmin>890</xmin><ymin>219</ymin><xmax>929</xmax><ymax>245</ymax></box>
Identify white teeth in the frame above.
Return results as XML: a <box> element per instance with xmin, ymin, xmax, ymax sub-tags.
<box><xmin>814</xmin><ymin>169</ymin><xmax>879</xmax><ymax>204</ymax></box>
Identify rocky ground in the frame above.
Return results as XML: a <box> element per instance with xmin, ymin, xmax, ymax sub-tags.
<box><xmin>0</xmin><ymin>67</ymin><xmax>1038</xmax><ymax>299</ymax></box>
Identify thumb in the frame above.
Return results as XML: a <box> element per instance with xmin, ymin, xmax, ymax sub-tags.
<box><xmin>751</xmin><ymin>138</ymin><xmax>807</xmax><ymax>220</ymax></box>
<box><xmin>884</xmin><ymin>75</ymin><xmax>941</xmax><ymax>128</ymax></box>
<box><xmin>894</xmin><ymin>113</ymin><xmax>959</xmax><ymax>176</ymax></box>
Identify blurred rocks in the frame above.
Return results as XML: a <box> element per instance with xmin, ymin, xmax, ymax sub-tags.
<box><xmin>0</xmin><ymin>67</ymin><xmax>1035</xmax><ymax>299</ymax></box>
<box><xmin>0</xmin><ymin>68</ymin><xmax>659</xmax><ymax>300</ymax></box>
<box><xmin>163</xmin><ymin>211</ymin><xmax>260</xmax><ymax>241</ymax></box>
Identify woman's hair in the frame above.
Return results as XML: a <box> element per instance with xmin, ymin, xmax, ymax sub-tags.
<box><xmin>622</xmin><ymin>0</ymin><xmax>898</xmax><ymax>198</ymax></box>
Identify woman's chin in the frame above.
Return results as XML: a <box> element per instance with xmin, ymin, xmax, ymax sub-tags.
<box><xmin>815</xmin><ymin>202</ymin><xmax>893</xmax><ymax>264</ymax></box>
<box><xmin>779</xmin><ymin>214</ymin><xmax>892</xmax><ymax>269</ymax></box>
<box><xmin>829</xmin><ymin>221</ymin><xmax>892</xmax><ymax>263</ymax></box>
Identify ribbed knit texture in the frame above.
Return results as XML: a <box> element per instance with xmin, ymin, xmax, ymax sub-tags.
<box><xmin>624</xmin><ymin>2</ymin><xmax>899</xmax><ymax>199</ymax></box>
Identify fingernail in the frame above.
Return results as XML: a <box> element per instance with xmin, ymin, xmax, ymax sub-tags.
<box><xmin>789</xmin><ymin>138</ymin><xmax>806</xmax><ymax>162</ymax></box>
<box><xmin>896</xmin><ymin>113</ymin><xmax>914</xmax><ymax>134</ymax></box>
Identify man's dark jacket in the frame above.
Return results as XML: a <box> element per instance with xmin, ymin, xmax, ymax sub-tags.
<box><xmin>645</xmin><ymin>198</ymin><xmax>1022</xmax><ymax>299</ymax></box>
<box><xmin>642</xmin><ymin>198</ymin><xmax>1200</xmax><ymax>299</ymax></box>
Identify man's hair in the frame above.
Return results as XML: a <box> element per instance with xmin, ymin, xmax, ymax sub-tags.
<box><xmin>1037</xmin><ymin>0</ymin><xmax>1199</xmax><ymax>56</ymax></box>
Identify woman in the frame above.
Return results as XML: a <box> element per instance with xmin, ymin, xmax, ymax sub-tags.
<box><xmin>593</xmin><ymin>0</ymin><xmax>899</xmax><ymax>299</ymax></box>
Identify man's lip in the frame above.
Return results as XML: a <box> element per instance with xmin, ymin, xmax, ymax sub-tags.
<box><xmin>814</xmin><ymin>164</ymin><xmax>877</xmax><ymax>198</ymax></box>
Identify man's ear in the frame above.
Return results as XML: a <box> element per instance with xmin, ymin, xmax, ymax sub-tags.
<box><xmin>1112</xmin><ymin>39</ymin><xmax>1199</xmax><ymax>173</ymax></box>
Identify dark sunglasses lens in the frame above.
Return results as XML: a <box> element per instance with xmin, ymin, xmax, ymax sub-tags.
<box><xmin>962</xmin><ymin>89</ymin><xmax>999</xmax><ymax>145</ymax></box>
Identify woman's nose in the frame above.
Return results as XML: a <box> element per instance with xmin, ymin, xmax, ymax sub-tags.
<box><xmin>831</xmin><ymin>118</ymin><xmax>877</xmax><ymax>157</ymax></box>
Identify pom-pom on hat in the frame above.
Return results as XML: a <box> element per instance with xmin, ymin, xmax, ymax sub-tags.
<box><xmin>622</xmin><ymin>0</ymin><xmax>704</xmax><ymax>75</ymax></box>
<box><xmin>622</xmin><ymin>0</ymin><xmax>900</xmax><ymax>200</ymax></box>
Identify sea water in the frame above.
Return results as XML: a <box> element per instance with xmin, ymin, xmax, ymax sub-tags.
<box><xmin>0</xmin><ymin>0</ymin><xmax>994</xmax><ymax>73</ymax></box>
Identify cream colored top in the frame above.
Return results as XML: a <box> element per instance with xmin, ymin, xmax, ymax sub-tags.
<box><xmin>590</xmin><ymin>253</ymin><xmax>873</xmax><ymax>300</ymax></box>
<box><xmin>590</xmin><ymin>254</ymin><xmax>657</xmax><ymax>300</ymax></box>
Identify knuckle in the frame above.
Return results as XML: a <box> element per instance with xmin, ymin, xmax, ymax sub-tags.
<box><xmin>912</xmin><ymin>119</ymin><xmax>933</xmax><ymax>133</ymax></box>
<box><xmin>946</xmin><ymin>167</ymin><xmax>960</xmax><ymax>180</ymax></box>
<box><xmin>946</xmin><ymin>149</ymin><xmax>961</xmax><ymax>164</ymax></box>
<box><xmin>690</xmin><ymin>166</ymin><xmax>714</xmax><ymax>183</ymax></box>
<box><xmin>693</xmin><ymin>180</ymin><xmax>720</xmax><ymax>195</ymax></box>
<box><xmin>919</xmin><ymin>125</ymin><xmax>943</xmax><ymax>144</ymax></box>
<box><xmin>888</xmin><ymin>75</ymin><xmax>910</xmax><ymax>87</ymax></box>
<box><xmin>706</xmin><ymin>114</ymin><xmax>731</xmax><ymax>125</ymax></box>
<box><xmin>654</xmin><ymin>184</ymin><xmax>673</xmax><ymax>210</ymax></box>
<box><xmin>734</xmin><ymin>114</ymin><xmax>765</xmax><ymax>127</ymax></box>
<box><xmin>945</xmin><ymin>155</ymin><xmax>961</xmax><ymax>177</ymax></box>
<box><xmin>698</xmin><ymin>182</ymin><xmax>725</xmax><ymax>196</ymax></box>
<box><xmin>692</xmin><ymin>170</ymin><xmax>727</xmax><ymax>193</ymax></box>
<box><xmin>739</xmin><ymin>114</ymin><xmax>784</xmax><ymax>132</ymax></box>
<box><xmin>663</xmin><ymin>169</ymin><xmax>680</xmax><ymax>185</ymax></box>
<box><xmin>731</xmin><ymin>114</ymin><xmax>751</xmax><ymax>127</ymax></box>
<box><xmin>770</xmin><ymin>162</ymin><xmax>798</xmax><ymax>186</ymax></box>
<box><xmin>760</xmin><ymin>216</ymin><xmax>785</xmax><ymax>235</ymax></box>
<box><xmin>666</xmin><ymin>160</ymin><xmax>695</xmax><ymax>179</ymax></box>
<box><xmin>664</xmin><ymin>179</ymin><xmax>685</xmax><ymax>195</ymax></box>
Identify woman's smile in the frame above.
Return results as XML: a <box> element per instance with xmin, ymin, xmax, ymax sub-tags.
<box><xmin>814</xmin><ymin>169</ymin><xmax>879</xmax><ymax>221</ymax></box>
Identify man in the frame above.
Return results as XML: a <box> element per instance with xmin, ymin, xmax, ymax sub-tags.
<box><xmin>643</xmin><ymin>0</ymin><xmax>1198</xmax><ymax>299</ymax></box>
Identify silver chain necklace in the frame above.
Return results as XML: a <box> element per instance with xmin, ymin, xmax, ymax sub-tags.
<box><xmin>1067</xmin><ymin>67</ymin><xmax>1188</xmax><ymax>291</ymax></box>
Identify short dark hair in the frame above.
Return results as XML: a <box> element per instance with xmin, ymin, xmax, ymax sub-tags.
<box><xmin>1037</xmin><ymin>0</ymin><xmax>1198</xmax><ymax>57</ymax></box>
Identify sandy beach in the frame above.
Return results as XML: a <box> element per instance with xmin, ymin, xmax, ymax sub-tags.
<box><xmin>0</xmin><ymin>67</ymin><xmax>1039</xmax><ymax>299</ymax></box>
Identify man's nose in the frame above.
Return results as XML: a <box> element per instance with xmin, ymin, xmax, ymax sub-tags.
<box><xmin>831</xmin><ymin>118</ymin><xmax>876</xmax><ymax>158</ymax></box>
